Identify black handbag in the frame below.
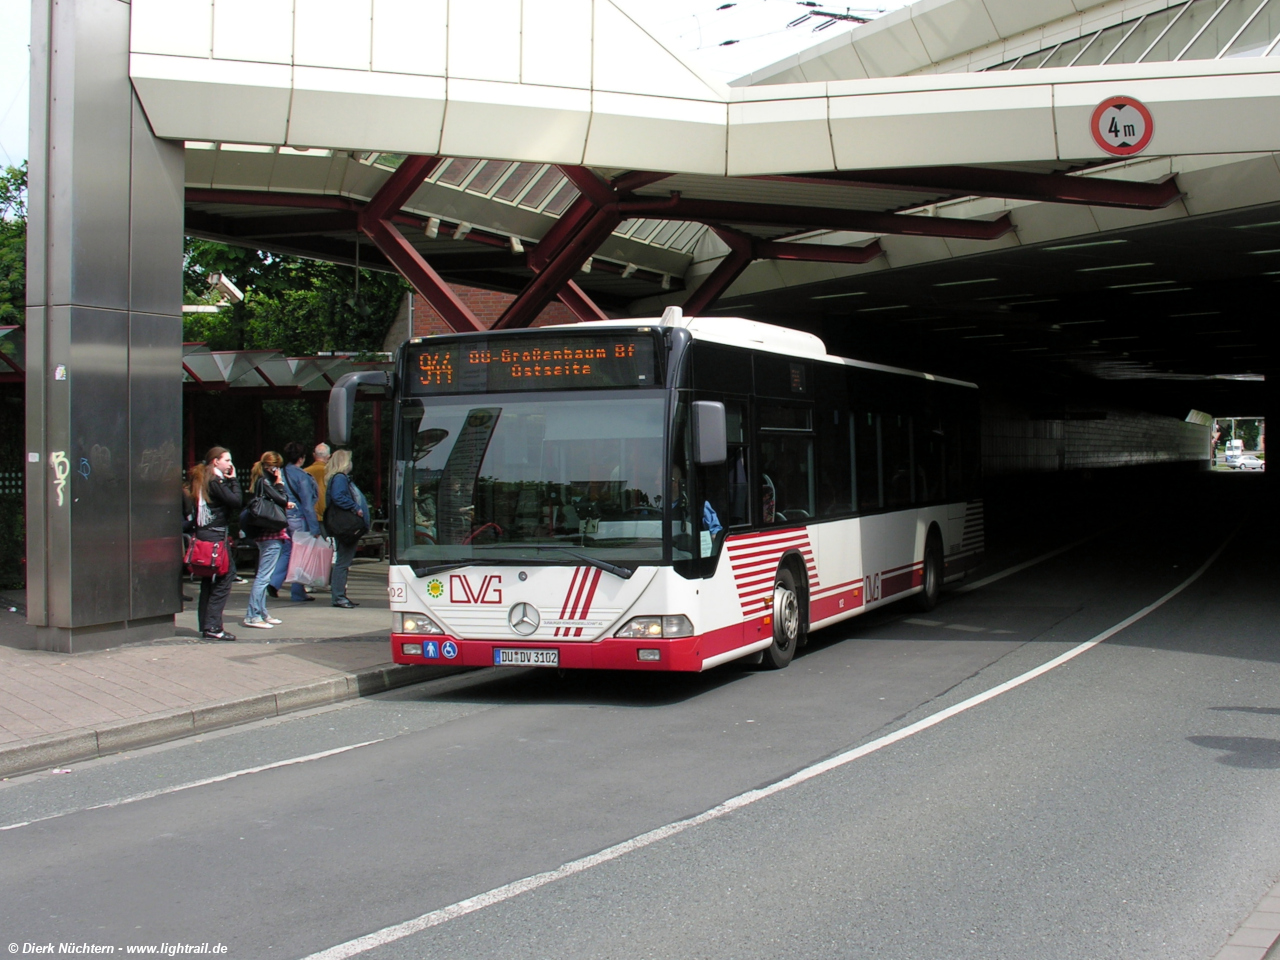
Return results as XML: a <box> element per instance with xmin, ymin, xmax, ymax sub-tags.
<box><xmin>325</xmin><ymin>476</ymin><xmax>367</xmax><ymax>542</ymax></box>
<box><xmin>247</xmin><ymin>479</ymin><xmax>287</xmax><ymax>531</ymax></box>
<box><xmin>325</xmin><ymin>503</ymin><xmax>365</xmax><ymax>541</ymax></box>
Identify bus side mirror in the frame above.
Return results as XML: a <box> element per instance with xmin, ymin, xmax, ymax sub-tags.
<box><xmin>329</xmin><ymin>371</ymin><xmax>390</xmax><ymax>446</ymax></box>
<box><xmin>692</xmin><ymin>400</ymin><xmax>727</xmax><ymax>466</ymax></box>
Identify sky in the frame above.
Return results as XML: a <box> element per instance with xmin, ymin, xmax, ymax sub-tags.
<box><xmin>0</xmin><ymin>0</ymin><xmax>910</xmax><ymax>168</ymax></box>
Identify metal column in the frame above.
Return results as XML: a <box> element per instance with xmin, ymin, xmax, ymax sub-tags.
<box><xmin>26</xmin><ymin>0</ymin><xmax>185</xmax><ymax>652</ymax></box>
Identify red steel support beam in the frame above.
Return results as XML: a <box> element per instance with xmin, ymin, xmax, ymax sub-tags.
<box><xmin>760</xmin><ymin>167</ymin><xmax>1183</xmax><ymax>210</ymax></box>
<box><xmin>494</xmin><ymin>205</ymin><xmax>623</xmax><ymax>329</ymax></box>
<box><xmin>683</xmin><ymin>229</ymin><xmax>754</xmax><ymax>317</ymax></box>
<box><xmin>556</xmin><ymin>280</ymin><xmax>611</xmax><ymax>324</ymax></box>
<box><xmin>684</xmin><ymin>228</ymin><xmax>885</xmax><ymax>314</ymax></box>
<box><xmin>356</xmin><ymin>156</ymin><xmax>485</xmax><ymax>333</ymax></box>
<box><xmin>619</xmin><ymin>196</ymin><xmax>1014</xmax><ymax>241</ymax></box>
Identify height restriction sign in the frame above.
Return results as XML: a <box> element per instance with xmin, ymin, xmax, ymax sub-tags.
<box><xmin>1091</xmin><ymin>96</ymin><xmax>1153</xmax><ymax>156</ymax></box>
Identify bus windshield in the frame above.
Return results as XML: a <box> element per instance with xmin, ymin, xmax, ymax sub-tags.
<box><xmin>393</xmin><ymin>394</ymin><xmax>679</xmax><ymax>568</ymax></box>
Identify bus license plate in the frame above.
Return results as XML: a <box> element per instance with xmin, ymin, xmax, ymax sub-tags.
<box><xmin>494</xmin><ymin>648</ymin><xmax>559</xmax><ymax>667</ymax></box>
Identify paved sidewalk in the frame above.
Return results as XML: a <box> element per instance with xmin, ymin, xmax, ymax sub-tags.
<box><xmin>0</xmin><ymin>560</ymin><xmax>462</xmax><ymax>777</ymax></box>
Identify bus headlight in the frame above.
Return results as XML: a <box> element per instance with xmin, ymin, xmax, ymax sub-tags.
<box><xmin>615</xmin><ymin>615</ymin><xmax>694</xmax><ymax>639</ymax></box>
<box><xmin>396</xmin><ymin>612</ymin><xmax>444</xmax><ymax>634</ymax></box>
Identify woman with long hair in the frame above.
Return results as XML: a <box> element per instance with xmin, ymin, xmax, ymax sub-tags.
<box><xmin>324</xmin><ymin>449</ymin><xmax>368</xmax><ymax>608</ymax></box>
<box><xmin>242</xmin><ymin>451</ymin><xmax>295</xmax><ymax>629</ymax></box>
<box><xmin>188</xmin><ymin>446</ymin><xmax>243</xmax><ymax>640</ymax></box>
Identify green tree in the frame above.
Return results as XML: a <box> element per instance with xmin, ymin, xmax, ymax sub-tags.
<box><xmin>0</xmin><ymin>163</ymin><xmax>26</xmax><ymax>326</ymax></box>
<box><xmin>183</xmin><ymin>238</ymin><xmax>407</xmax><ymax>355</ymax></box>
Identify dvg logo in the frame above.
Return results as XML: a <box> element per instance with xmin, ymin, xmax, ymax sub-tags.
<box><xmin>508</xmin><ymin>602</ymin><xmax>540</xmax><ymax>636</ymax></box>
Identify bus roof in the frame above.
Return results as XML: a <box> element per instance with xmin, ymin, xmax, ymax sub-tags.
<box><xmin>573</xmin><ymin>313</ymin><xmax>979</xmax><ymax>391</ymax></box>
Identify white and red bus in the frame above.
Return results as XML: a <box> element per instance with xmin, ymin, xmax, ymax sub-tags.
<box><xmin>331</xmin><ymin>310</ymin><xmax>982</xmax><ymax>672</ymax></box>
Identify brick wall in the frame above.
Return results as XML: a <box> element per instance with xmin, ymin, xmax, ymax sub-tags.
<box><xmin>409</xmin><ymin>286</ymin><xmax>579</xmax><ymax>337</ymax></box>
<box><xmin>982</xmin><ymin>398</ymin><xmax>1211</xmax><ymax>476</ymax></box>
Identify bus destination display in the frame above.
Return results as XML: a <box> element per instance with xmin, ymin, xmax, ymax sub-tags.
<box><xmin>408</xmin><ymin>334</ymin><xmax>658</xmax><ymax>394</ymax></box>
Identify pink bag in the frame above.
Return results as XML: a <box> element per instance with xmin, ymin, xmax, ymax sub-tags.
<box><xmin>285</xmin><ymin>532</ymin><xmax>333</xmax><ymax>588</ymax></box>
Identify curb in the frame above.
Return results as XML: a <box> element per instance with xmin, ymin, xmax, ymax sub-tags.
<box><xmin>0</xmin><ymin>662</ymin><xmax>467</xmax><ymax>779</ymax></box>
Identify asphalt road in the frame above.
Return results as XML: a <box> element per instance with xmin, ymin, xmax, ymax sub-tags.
<box><xmin>2</xmin><ymin>479</ymin><xmax>1277</xmax><ymax>960</ymax></box>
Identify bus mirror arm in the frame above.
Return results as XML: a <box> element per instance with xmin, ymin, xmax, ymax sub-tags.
<box><xmin>692</xmin><ymin>400</ymin><xmax>727</xmax><ymax>466</ymax></box>
<box><xmin>329</xmin><ymin>371</ymin><xmax>391</xmax><ymax>446</ymax></box>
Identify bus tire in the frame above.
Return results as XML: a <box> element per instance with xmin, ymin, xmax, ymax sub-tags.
<box><xmin>914</xmin><ymin>530</ymin><xmax>943</xmax><ymax>612</ymax></box>
<box><xmin>763</xmin><ymin>567</ymin><xmax>802</xmax><ymax>670</ymax></box>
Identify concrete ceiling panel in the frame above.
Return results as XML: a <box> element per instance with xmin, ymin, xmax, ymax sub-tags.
<box><xmin>184</xmin><ymin>147</ymin><xmax>218</xmax><ymax>188</ymax></box>
<box><xmin>943</xmin><ymin>229</ymin><xmax>1024</xmax><ymax>258</ymax></box>
<box><xmin>131</xmin><ymin>55</ymin><xmax>291</xmax><ymax>143</ymax></box>
<box><xmin>295</xmin><ymin>0</ymin><xmax>373</xmax><ymax>72</ymax></box>
<box><xmin>727</xmin><ymin>98</ymin><xmax>834</xmax><ymax>176</ymax></box>
<box><xmin>593</xmin><ymin>1</ymin><xmax>726</xmax><ymax>100</ymax></box>
<box><xmin>878</xmin><ymin>234</ymin><xmax>956</xmax><ymax>267</ymax></box>
<box><xmin>1007</xmin><ymin>200</ymin><xmax>1102</xmax><ymax>245</ymax></box>
<box><xmin>448</xmin><ymin>0</ymin><xmax>521</xmax><ymax>83</ymax></box>
<box><xmin>852</xmin><ymin>17</ymin><xmax>932</xmax><ymax>78</ymax></box>
<box><xmin>982</xmin><ymin>0</ymin><xmax>1082</xmax><ymax>37</ymax></box>
<box><xmin>212</xmin><ymin>0</ymin><xmax>293</xmax><ymax>65</ymax></box>
<box><xmin>1088</xmin><ymin>198</ymin><xmax>1188</xmax><ymax>231</ymax></box>
<box><xmin>131</xmin><ymin>0</ymin><xmax>212</xmax><ymax>59</ymax></box>
<box><xmin>798</xmin><ymin>45</ymin><xmax>869</xmax><ymax>83</ymax></box>
<box><xmin>288</xmin><ymin>69</ymin><xmax>445</xmax><ymax>154</ymax></box>
<box><xmin>522</xmin><ymin>0</ymin><xmax>593</xmax><ymax>89</ymax></box>
<box><xmin>268</xmin><ymin>152</ymin><xmax>343</xmax><ymax>194</ymax></box>
<box><xmin>1175</xmin><ymin>155</ymin><xmax>1280</xmax><ymax>216</ymax></box>
<box><xmin>372</xmin><ymin>0</ymin><xmax>446</xmax><ymax>77</ymax></box>
<box><xmin>209</xmin><ymin>149</ymin><xmax>279</xmax><ymax>191</ymax></box>
<box><xmin>911</xmin><ymin>0</ymin><xmax>1001</xmax><ymax>64</ymax></box>
<box><xmin>829</xmin><ymin>85</ymin><xmax>1056</xmax><ymax>169</ymax></box>
<box><xmin>586</xmin><ymin>93</ymin><xmax>727</xmax><ymax>174</ymax></box>
<box><xmin>440</xmin><ymin>81</ymin><xmax>591</xmax><ymax>164</ymax></box>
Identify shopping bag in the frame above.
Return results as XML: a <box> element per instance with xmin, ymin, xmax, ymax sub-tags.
<box><xmin>285</xmin><ymin>531</ymin><xmax>333</xmax><ymax>588</ymax></box>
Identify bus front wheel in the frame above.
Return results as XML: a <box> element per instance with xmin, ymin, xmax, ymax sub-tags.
<box><xmin>914</xmin><ymin>532</ymin><xmax>943</xmax><ymax>612</ymax></box>
<box><xmin>763</xmin><ymin>567</ymin><xmax>803</xmax><ymax>670</ymax></box>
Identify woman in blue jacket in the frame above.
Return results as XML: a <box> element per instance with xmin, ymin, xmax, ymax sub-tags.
<box><xmin>269</xmin><ymin>441</ymin><xmax>321</xmax><ymax>602</ymax></box>
<box><xmin>325</xmin><ymin>448</ymin><xmax>368</xmax><ymax>608</ymax></box>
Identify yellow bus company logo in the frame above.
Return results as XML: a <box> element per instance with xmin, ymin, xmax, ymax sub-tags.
<box><xmin>426</xmin><ymin>578</ymin><xmax>445</xmax><ymax>599</ymax></box>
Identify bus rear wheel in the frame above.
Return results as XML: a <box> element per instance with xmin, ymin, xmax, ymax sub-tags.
<box><xmin>762</xmin><ymin>567</ymin><xmax>802</xmax><ymax>670</ymax></box>
<box><xmin>914</xmin><ymin>532</ymin><xmax>943</xmax><ymax>612</ymax></box>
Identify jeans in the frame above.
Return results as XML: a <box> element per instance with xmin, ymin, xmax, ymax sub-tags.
<box><xmin>197</xmin><ymin>569</ymin><xmax>235</xmax><ymax>635</ymax></box>
<box><xmin>270</xmin><ymin>517</ymin><xmax>310</xmax><ymax>600</ymax></box>
<box><xmin>246</xmin><ymin>537</ymin><xmax>285</xmax><ymax>622</ymax></box>
<box><xmin>331</xmin><ymin>538</ymin><xmax>358</xmax><ymax>602</ymax></box>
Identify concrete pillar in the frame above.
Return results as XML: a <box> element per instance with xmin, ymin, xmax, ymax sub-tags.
<box><xmin>26</xmin><ymin>0</ymin><xmax>185</xmax><ymax>652</ymax></box>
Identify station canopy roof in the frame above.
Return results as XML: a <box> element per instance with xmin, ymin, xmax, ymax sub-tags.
<box><xmin>147</xmin><ymin>0</ymin><xmax>1278</xmax><ymax>405</ymax></box>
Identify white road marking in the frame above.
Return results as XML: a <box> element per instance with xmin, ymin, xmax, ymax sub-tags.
<box><xmin>0</xmin><ymin>740</ymin><xmax>383</xmax><ymax>832</ymax></box>
<box><xmin>300</xmin><ymin>532</ymin><xmax>1236</xmax><ymax>960</ymax></box>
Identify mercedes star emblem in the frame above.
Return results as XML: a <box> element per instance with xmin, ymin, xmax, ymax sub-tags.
<box><xmin>508</xmin><ymin>602</ymin><xmax>540</xmax><ymax>636</ymax></box>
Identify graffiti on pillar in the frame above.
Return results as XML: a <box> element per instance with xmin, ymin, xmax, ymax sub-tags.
<box><xmin>50</xmin><ymin>451</ymin><xmax>70</xmax><ymax>506</ymax></box>
<box><xmin>78</xmin><ymin>458</ymin><xmax>91</xmax><ymax>479</ymax></box>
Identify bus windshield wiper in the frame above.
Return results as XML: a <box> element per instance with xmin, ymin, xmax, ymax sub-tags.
<box><xmin>540</xmin><ymin>548</ymin><xmax>633</xmax><ymax>580</ymax></box>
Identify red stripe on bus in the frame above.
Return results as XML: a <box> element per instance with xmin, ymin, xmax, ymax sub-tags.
<box><xmin>556</xmin><ymin>567</ymin><xmax>582</xmax><ymax>638</ymax></box>
<box><xmin>573</xmin><ymin>568</ymin><xmax>603</xmax><ymax>638</ymax></box>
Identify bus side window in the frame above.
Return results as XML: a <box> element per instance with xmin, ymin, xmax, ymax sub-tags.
<box><xmin>816</xmin><ymin>367</ymin><xmax>852</xmax><ymax>519</ymax></box>
<box><xmin>855</xmin><ymin>411</ymin><xmax>882</xmax><ymax>512</ymax></box>
<box><xmin>883</xmin><ymin>412</ymin><xmax>912</xmax><ymax>509</ymax></box>
<box><xmin>758</xmin><ymin>402</ymin><xmax>815</xmax><ymax>525</ymax></box>
<box><xmin>695</xmin><ymin>398</ymin><xmax>750</xmax><ymax>531</ymax></box>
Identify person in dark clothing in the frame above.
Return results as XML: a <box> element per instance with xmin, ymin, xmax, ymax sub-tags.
<box><xmin>269</xmin><ymin>441</ymin><xmax>322</xmax><ymax>602</ymax></box>
<box><xmin>325</xmin><ymin>449</ymin><xmax>367</xmax><ymax>608</ymax></box>
<box><xmin>189</xmin><ymin>446</ymin><xmax>242</xmax><ymax>640</ymax></box>
<box><xmin>242</xmin><ymin>451</ymin><xmax>294</xmax><ymax>629</ymax></box>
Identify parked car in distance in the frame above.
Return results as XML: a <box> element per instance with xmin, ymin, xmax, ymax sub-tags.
<box><xmin>1234</xmin><ymin>455</ymin><xmax>1265</xmax><ymax>471</ymax></box>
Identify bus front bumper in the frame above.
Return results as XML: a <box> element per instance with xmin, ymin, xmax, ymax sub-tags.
<box><xmin>390</xmin><ymin>632</ymin><xmax>720</xmax><ymax>672</ymax></box>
